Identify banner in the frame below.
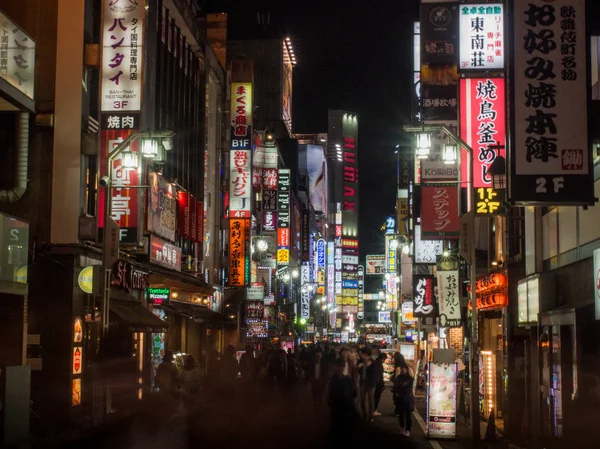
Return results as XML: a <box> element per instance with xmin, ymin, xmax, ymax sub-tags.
<box><xmin>421</xmin><ymin>185</ymin><xmax>459</xmax><ymax>239</ymax></box>
<box><xmin>511</xmin><ymin>0</ymin><xmax>592</xmax><ymax>204</ymax></box>
<box><xmin>277</xmin><ymin>169</ymin><xmax>291</xmax><ymax>266</ymax></box>
<box><xmin>427</xmin><ymin>362</ymin><xmax>458</xmax><ymax>438</ymax></box>
<box><xmin>177</xmin><ymin>192</ymin><xmax>190</xmax><ymax>239</ymax></box>
<box><xmin>459</xmin><ymin>4</ymin><xmax>504</xmax><ymax>71</ymax></box>
<box><xmin>436</xmin><ymin>270</ymin><xmax>461</xmax><ymax>327</ymax></box>
<box><xmin>229</xmin><ymin>149</ymin><xmax>251</xmax><ymax>218</ymax></box>
<box><xmin>301</xmin><ymin>263</ymin><xmax>310</xmax><ymax>319</ymax></box>
<box><xmin>147</xmin><ymin>172</ymin><xmax>176</xmax><ymax>242</ymax></box>
<box><xmin>230</xmin><ymin>82</ymin><xmax>253</xmax><ymax>150</ymax></box>
<box><xmin>413</xmin><ymin>274</ymin><xmax>436</xmax><ymax>318</ymax></box>
<box><xmin>228</xmin><ymin>219</ymin><xmax>248</xmax><ymax>287</ymax></box>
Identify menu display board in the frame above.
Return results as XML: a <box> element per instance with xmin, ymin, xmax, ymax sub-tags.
<box><xmin>427</xmin><ymin>362</ymin><xmax>458</xmax><ymax>439</ymax></box>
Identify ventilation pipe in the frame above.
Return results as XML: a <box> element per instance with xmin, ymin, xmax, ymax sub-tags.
<box><xmin>0</xmin><ymin>112</ymin><xmax>29</xmax><ymax>203</ymax></box>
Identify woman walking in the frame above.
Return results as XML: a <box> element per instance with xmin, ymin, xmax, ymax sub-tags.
<box><xmin>392</xmin><ymin>354</ymin><xmax>414</xmax><ymax>436</ymax></box>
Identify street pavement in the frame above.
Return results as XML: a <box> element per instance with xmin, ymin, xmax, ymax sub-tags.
<box><xmin>29</xmin><ymin>383</ymin><xmax>509</xmax><ymax>449</ymax></box>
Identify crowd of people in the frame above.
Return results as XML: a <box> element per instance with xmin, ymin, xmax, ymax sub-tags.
<box><xmin>154</xmin><ymin>342</ymin><xmax>416</xmax><ymax>438</ymax></box>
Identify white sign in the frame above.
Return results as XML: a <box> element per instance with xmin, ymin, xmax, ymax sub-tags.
<box><xmin>402</xmin><ymin>301</ymin><xmax>417</xmax><ymax>325</ymax></box>
<box><xmin>512</xmin><ymin>0</ymin><xmax>589</xmax><ymax>203</ymax></box>
<box><xmin>0</xmin><ymin>11</ymin><xmax>35</xmax><ymax>99</ymax></box>
<box><xmin>101</xmin><ymin>0</ymin><xmax>144</xmax><ymax>111</ymax></box>
<box><xmin>264</xmin><ymin>146</ymin><xmax>278</xmax><ymax>168</ymax></box>
<box><xmin>301</xmin><ymin>263</ymin><xmax>310</xmax><ymax>319</ymax></box>
<box><xmin>342</xmin><ymin>255</ymin><xmax>359</xmax><ymax>265</ymax></box>
<box><xmin>420</xmin><ymin>161</ymin><xmax>458</xmax><ymax>182</ymax></box>
<box><xmin>436</xmin><ymin>271</ymin><xmax>461</xmax><ymax>327</ymax></box>
<box><xmin>246</xmin><ymin>286</ymin><xmax>264</xmax><ymax>300</ymax></box>
<box><xmin>427</xmin><ymin>362</ymin><xmax>458</xmax><ymax>439</ymax></box>
<box><xmin>229</xmin><ymin>149</ymin><xmax>251</xmax><ymax>217</ymax></box>
<box><xmin>459</xmin><ymin>4</ymin><xmax>504</xmax><ymax>70</ymax></box>
<box><xmin>414</xmin><ymin>225</ymin><xmax>443</xmax><ymax>264</ymax></box>
<box><xmin>366</xmin><ymin>254</ymin><xmax>386</xmax><ymax>275</ymax></box>
<box><xmin>378</xmin><ymin>311</ymin><xmax>391</xmax><ymax>323</ymax></box>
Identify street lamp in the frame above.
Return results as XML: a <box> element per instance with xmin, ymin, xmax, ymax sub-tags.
<box><xmin>489</xmin><ymin>155</ymin><xmax>507</xmax><ymax>190</ymax></box>
<box><xmin>415</xmin><ymin>132</ymin><xmax>431</xmax><ymax>159</ymax></box>
<box><xmin>403</xmin><ymin>123</ymin><xmax>480</xmax><ymax>443</ymax></box>
<box><xmin>101</xmin><ymin>131</ymin><xmax>175</xmax><ymax>337</ymax></box>
<box><xmin>256</xmin><ymin>238</ymin><xmax>268</xmax><ymax>252</ymax></box>
<box><xmin>443</xmin><ymin>144</ymin><xmax>458</xmax><ymax>165</ymax></box>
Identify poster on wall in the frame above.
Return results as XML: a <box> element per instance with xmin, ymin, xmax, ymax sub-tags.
<box><xmin>427</xmin><ymin>362</ymin><xmax>458</xmax><ymax>438</ymax></box>
<box><xmin>147</xmin><ymin>172</ymin><xmax>176</xmax><ymax>242</ymax></box>
<box><xmin>511</xmin><ymin>0</ymin><xmax>592</xmax><ymax>205</ymax></box>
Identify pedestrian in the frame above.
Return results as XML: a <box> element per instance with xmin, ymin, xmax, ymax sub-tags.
<box><xmin>156</xmin><ymin>351</ymin><xmax>179</xmax><ymax>397</ymax></box>
<box><xmin>306</xmin><ymin>347</ymin><xmax>331</xmax><ymax>412</ymax></box>
<box><xmin>392</xmin><ymin>353</ymin><xmax>414</xmax><ymax>436</ymax></box>
<box><xmin>373</xmin><ymin>351</ymin><xmax>386</xmax><ymax>416</ymax></box>
<box><xmin>357</xmin><ymin>347</ymin><xmax>376</xmax><ymax>422</ymax></box>
<box><xmin>180</xmin><ymin>354</ymin><xmax>202</xmax><ymax>410</ymax></box>
<box><xmin>220</xmin><ymin>345</ymin><xmax>239</xmax><ymax>398</ymax></box>
<box><xmin>239</xmin><ymin>345</ymin><xmax>257</xmax><ymax>383</ymax></box>
<box><xmin>328</xmin><ymin>357</ymin><xmax>360</xmax><ymax>442</ymax></box>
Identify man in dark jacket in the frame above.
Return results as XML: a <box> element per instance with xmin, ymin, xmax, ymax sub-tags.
<box><xmin>373</xmin><ymin>351</ymin><xmax>386</xmax><ymax>416</ymax></box>
<box><xmin>357</xmin><ymin>347</ymin><xmax>376</xmax><ymax>422</ymax></box>
<box><xmin>306</xmin><ymin>347</ymin><xmax>331</xmax><ymax>412</ymax></box>
<box><xmin>328</xmin><ymin>357</ymin><xmax>360</xmax><ymax>441</ymax></box>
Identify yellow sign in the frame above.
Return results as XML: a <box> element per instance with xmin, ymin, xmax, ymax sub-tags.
<box><xmin>15</xmin><ymin>266</ymin><xmax>27</xmax><ymax>284</ymax></box>
<box><xmin>78</xmin><ymin>266</ymin><xmax>94</xmax><ymax>294</ymax></box>
<box><xmin>277</xmin><ymin>249</ymin><xmax>290</xmax><ymax>264</ymax></box>
<box><xmin>475</xmin><ymin>187</ymin><xmax>505</xmax><ymax>215</ymax></box>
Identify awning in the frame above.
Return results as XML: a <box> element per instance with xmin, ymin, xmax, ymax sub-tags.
<box><xmin>147</xmin><ymin>274</ymin><xmax>216</xmax><ymax>296</ymax></box>
<box><xmin>110</xmin><ymin>300</ymin><xmax>168</xmax><ymax>332</ymax></box>
<box><xmin>161</xmin><ymin>300</ymin><xmax>223</xmax><ymax>324</ymax></box>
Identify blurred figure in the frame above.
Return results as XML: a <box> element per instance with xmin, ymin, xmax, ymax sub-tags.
<box><xmin>357</xmin><ymin>347</ymin><xmax>375</xmax><ymax>422</ymax></box>
<box><xmin>239</xmin><ymin>345</ymin><xmax>257</xmax><ymax>382</ymax></box>
<box><xmin>156</xmin><ymin>351</ymin><xmax>179</xmax><ymax>396</ymax></box>
<box><xmin>306</xmin><ymin>347</ymin><xmax>330</xmax><ymax>412</ymax></box>
<box><xmin>373</xmin><ymin>351</ymin><xmax>386</xmax><ymax>416</ymax></box>
<box><xmin>328</xmin><ymin>357</ymin><xmax>360</xmax><ymax>441</ymax></box>
<box><xmin>180</xmin><ymin>354</ymin><xmax>202</xmax><ymax>410</ymax></box>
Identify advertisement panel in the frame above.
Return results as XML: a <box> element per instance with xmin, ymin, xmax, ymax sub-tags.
<box><xmin>427</xmin><ymin>362</ymin><xmax>458</xmax><ymax>438</ymax></box>
<box><xmin>229</xmin><ymin>149</ymin><xmax>251</xmax><ymax>218</ymax></box>
<box><xmin>421</xmin><ymin>186</ymin><xmax>459</xmax><ymax>239</ymax></box>
<box><xmin>420</xmin><ymin>2</ymin><xmax>459</xmax><ymax>122</ymax></box>
<box><xmin>378</xmin><ymin>311</ymin><xmax>391</xmax><ymax>323</ymax></box>
<box><xmin>177</xmin><ymin>192</ymin><xmax>190</xmax><ymax>239</ymax></box>
<box><xmin>317</xmin><ymin>239</ymin><xmax>326</xmax><ymax>270</ymax></box>
<box><xmin>101</xmin><ymin>0</ymin><xmax>144</xmax><ymax>111</ymax></box>
<box><xmin>246</xmin><ymin>301</ymin><xmax>265</xmax><ymax>322</ymax></box>
<box><xmin>459</xmin><ymin>77</ymin><xmax>506</xmax><ymax>194</ymax></box>
<box><xmin>366</xmin><ymin>254</ymin><xmax>386</xmax><ymax>275</ymax></box>
<box><xmin>413</xmin><ymin>275</ymin><xmax>436</xmax><ymax>318</ymax></box>
<box><xmin>282</xmin><ymin>56</ymin><xmax>292</xmax><ymax>133</ymax></box>
<box><xmin>386</xmin><ymin>235</ymin><xmax>397</xmax><ymax>272</ymax></box>
<box><xmin>301</xmin><ymin>263</ymin><xmax>311</xmax><ymax>319</ymax></box>
<box><xmin>412</xmin><ymin>21</ymin><xmax>421</xmax><ymax>123</ymax></box>
<box><xmin>98</xmin><ymin>129</ymin><xmax>140</xmax><ymax>243</ymax></box>
<box><xmin>147</xmin><ymin>172</ymin><xmax>176</xmax><ymax>242</ymax></box>
<box><xmin>277</xmin><ymin>169</ymin><xmax>291</xmax><ymax>266</ymax></box>
<box><xmin>0</xmin><ymin>11</ymin><xmax>35</xmax><ymax>100</ymax></box>
<box><xmin>420</xmin><ymin>161</ymin><xmax>458</xmax><ymax>182</ymax></box>
<box><xmin>436</xmin><ymin>271</ymin><xmax>461</xmax><ymax>327</ymax></box>
<box><xmin>402</xmin><ymin>301</ymin><xmax>417</xmax><ymax>325</ymax></box>
<box><xmin>459</xmin><ymin>4</ymin><xmax>504</xmax><ymax>71</ymax></box>
<box><xmin>512</xmin><ymin>0</ymin><xmax>592</xmax><ymax>204</ymax></box>
<box><xmin>305</xmin><ymin>144</ymin><xmax>328</xmax><ymax>214</ymax></box>
<box><xmin>149</xmin><ymin>235</ymin><xmax>181</xmax><ymax>272</ymax></box>
<box><xmin>228</xmin><ymin>219</ymin><xmax>248</xmax><ymax>286</ymax></box>
<box><xmin>357</xmin><ymin>265</ymin><xmax>365</xmax><ymax>319</ymax></box>
<box><xmin>230</xmin><ymin>82</ymin><xmax>253</xmax><ymax>150</ymax></box>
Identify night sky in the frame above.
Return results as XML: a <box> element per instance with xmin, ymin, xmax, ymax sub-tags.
<box><xmin>206</xmin><ymin>0</ymin><xmax>419</xmax><ymax>258</ymax></box>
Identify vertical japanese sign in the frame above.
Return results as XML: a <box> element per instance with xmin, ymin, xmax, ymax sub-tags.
<box><xmin>177</xmin><ymin>192</ymin><xmax>190</xmax><ymax>239</ymax></box>
<box><xmin>228</xmin><ymin>219</ymin><xmax>248</xmax><ymax>287</ymax></box>
<box><xmin>421</xmin><ymin>186</ymin><xmax>459</xmax><ymax>239</ymax></box>
<box><xmin>357</xmin><ymin>265</ymin><xmax>365</xmax><ymax>319</ymax></box>
<box><xmin>460</xmin><ymin>77</ymin><xmax>506</xmax><ymax>214</ymax></box>
<box><xmin>99</xmin><ymin>0</ymin><xmax>144</xmax><ymax>243</ymax></box>
<box><xmin>277</xmin><ymin>169</ymin><xmax>291</xmax><ymax>266</ymax></box>
<box><xmin>436</xmin><ymin>270</ymin><xmax>461</xmax><ymax>327</ymax></box>
<box><xmin>414</xmin><ymin>225</ymin><xmax>443</xmax><ymax>264</ymax></box>
<box><xmin>147</xmin><ymin>172</ymin><xmax>176</xmax><ymax>242</ymax></box>
<box><xmin>229</xmin><ymin>149</ymin><xmax>251</xmax><ymax>218</ymax></box>
<box><xmin>386</xmin><ymin>235</ymin><xmax>397</xmax><ymax>272</ymax></box>
<box><xmin>412</xmin><ymin>21</ymin><xmax>421</xmax><ymax>123</ymax></box>
<box><xmin>459</xmin><ymin>4</ymin><xmax>504</xmax><ymax>71</ymax></box>
<box><xmin>230</xmin><ymin>82</ymin><xmax>253</xmax><ymax>149</ymax></box>
<box><xmin>413</xmin><ymin>274</ymin><xmax>436</xmax><ymax>319</ymax></box>
<box><xmin>101</xmin><ymin>0</ymin><xmax>144</xmax><ymax>111</ymax></box>
<box><xmin>420</xmin><ymin>2</ymin><xmax>459</xmax><ymax>121</ymax></box>
<box><xmin>512</xmin><ymin>0</ymin><xmax>591</xmax><ymax>204</ymax></box>
<box><xmin>301</xmin><ymin>263</ymin><xmax>310</xmax><ymax>319</ymax></box>
<box><xmin>0</xmin><ymin>11</ymin><xmax>35</xmax><ymax>99</ymax></box>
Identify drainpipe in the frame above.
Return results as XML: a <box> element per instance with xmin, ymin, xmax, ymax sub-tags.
<box><xmin>0</xmin><ymin>112</ymin><xmax>29</xmax><ymax>203</ymax></box>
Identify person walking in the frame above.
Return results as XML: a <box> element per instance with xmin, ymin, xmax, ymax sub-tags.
<box><xmin>357</xmin><ymin>347</ymin><xmax>376</xmax><ymax>423</ymax></box>
<box><xmin>306</xmin><ymin>347</ymin><xmax>330</xmax><ymax>412</ymax></box>
<box><xmin>328</xmin><ymin>358</ymin><xmax>360</xmax><ymax>442</ymax></box>
<box><xmin>372</xmin><ymin>351</ymin><xmax>386</xmax><ymax>416</ymax></box>
<box><xmin>180</xmin><ymin>354</ymin><xmax>202</xmax><ymax>410</ymax></box>
<box><xmin>392</xmin><ymin>354</ymin><xmax>415</xmax><ymax>436</ymax></box>
<box><xmin>156</xmin><ymin>351</ymin><xmax>179</xmax><ymax>396</ymax></box>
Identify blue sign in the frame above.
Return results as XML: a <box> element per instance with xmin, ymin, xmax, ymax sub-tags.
<box><xmin>385</xmin><ymin>215</ymin><xmax>396</xmax><ymax>235</ymax></box>
<box><xmin>342</xmin><ymin>280</ymin><xmax>358</xmax><ymax>289</ymax></box>
<box><xmin>317</xmin><ymin>239</ymin><xmax>326</xmax><ymax>269</ymax></box>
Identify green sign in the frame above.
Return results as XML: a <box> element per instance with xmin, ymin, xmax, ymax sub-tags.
<box><xmin>148</xmin><ymin>287</ymin><xmax>170</xmax><ymax>305</ymax></box>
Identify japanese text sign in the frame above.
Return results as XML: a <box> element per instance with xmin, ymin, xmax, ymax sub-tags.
<box><xmin>342</xmin><ymin>136</ymin><xmax>358</xmax><ymax>233</ymax></box>
<box><xmin>246</xmin><ymin>300</ymin><xmax>265</xmax><ymax>322</ymax></box>
<box><xmin>229</xmin><ymin>149</ymin><xmax>251</xmax><ymax>218</ymax></box>
<box><xmin>0</xmin><ymin>11</ymin><xmax>35</xmax><ymax>99</ymax></box>
<box><xmin>177</xmin><ymin>191</ymin><xmax>191</xmax><ymax>240</ymax></box>
<box><xmin>366</xmin><ymin>255</ymin><xmax>386</xmax><ymax>275</ymax></box>
<box><xmin>421</xmin><ymin>2</ymin><xmax>459</xmax><ymax>66</ymax></box>
<box><xmin>149</xmin><ymin>235</ymin><xmax>181</xmax><ymax>272</ymax></box>
<box><xmin>277</xmin><ymin>169</ymin><xmax>291</xmax><ymax>266</ymax></box>
<box><xmin>317</xmin><ymin>239</ymin><xmax>326</xmax><ymax>270</ymax></box>
<box><xmin>230</xmin><ymin>82</ymin><xmax>253</xmax><ymax>149</ymax></box>
<box><xmin>263</xmin><ymin>210</ymin><xmax>276</xmax><ymax>232</ymax></box>
<box><xmin>101</xmin><ymin>0</ymin><xmax>144</xmax><ymax>111</ymax></box>
<box><xmin>413</xmin><ymin>274</ymin><xmax>436</xmax><ymax>318</ymax></box>
<box><xmin>228</xmin><ymin>219</ymin><xmax>248</xmax><ymax>287</ymax></box>
<box><xmin>436</xmin><ymin>270</ymin><xmax>461</xmax><ymax>327</ymax></box>
<box><xmin>512</xmin><ymin>0</ymin><xmax>591</xmax><ymax>204</ymax></box>
<box><xmin>147</xmin><ymin>172</ymin><xmax>177</xmax><ymax>242</ymax></box>
<box><xmin>385</xmin><ymin>215</ymin><xmax>396</xmax><ymax>235</ymax></box>
<box><xmin>460</xmin><ymin>78</ymin><xmax>506</xmax><ymax>189</ymax></box>
<box><xmin>301</xmin><ymin>263</ymin><xmax>311</xmax><ymax>319</ymax></box>
<box><xmin>421</xmin><ymin>186</ymin><xmax>459</xmax><ymax>239</ymax></box>
<box><xmin>459</xmin><ymin>4</ymin><xmax>504</xmax><ymax>70</ymax></box>
<box><xmin>414</xmin><ymin>225</ymin><xmax>443</xmax><ymax>264</ymax></box>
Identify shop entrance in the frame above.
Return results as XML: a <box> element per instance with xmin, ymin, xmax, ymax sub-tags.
<box><xmin>480</xmin><ymin>312</ymin><xmax>504</xmax><ymax>431</ymax></box>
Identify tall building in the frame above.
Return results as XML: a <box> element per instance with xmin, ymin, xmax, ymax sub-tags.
<box><xmin>328</xmin><ymin>110</ymin><xmax>359</xmax><ymax>336</ymax></box>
